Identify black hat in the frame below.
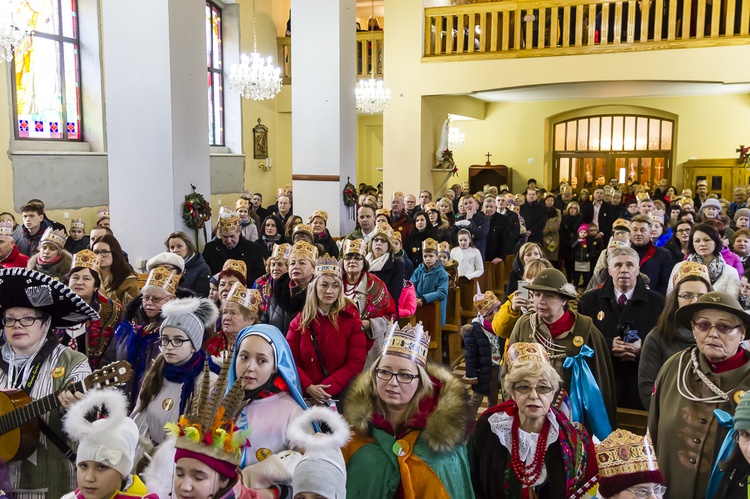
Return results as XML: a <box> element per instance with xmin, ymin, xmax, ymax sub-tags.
<box><xmin>524</xmin><ymin>268</ymin><xmax>578</xmax><ymax>300</ymax></box>
<box><xmin>0</xmin><ymin>268</ymin><xmax>99</xmax><ymax>327</ymax></box>
<box><xmin>675</xmin><ymin>291</ymin><xmax>750</xmax><ymax>330</ymax></box>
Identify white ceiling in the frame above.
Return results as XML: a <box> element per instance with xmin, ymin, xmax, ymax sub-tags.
<box><xmin>471</xmin><ymin>80</ymin><xmax>750</xmax><ymax>102</ymax></box>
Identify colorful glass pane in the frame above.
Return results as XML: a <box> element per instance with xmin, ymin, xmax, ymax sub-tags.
<box><xmin>25</xmin><ymin>0</ymin><xmax>59</xmax><ymax>36</ymax></box>
<box><xmin>212</xmin><ymin>6</ymin><xmax>222</xmax><ymax>69</ymax></box>
<box><xmin>213</xmin><ymin>73</ymin><xmax>223</xmax><ymax>145</ymax></box>
<box><xmin>206</xmin><ymin>1</ymin><xmax>224</xmax><ymax>146</ymax></box>
<box><xmin>15</xmin><ymin>37</ymin><xmax>63</xmax><ymax>139</ymax></box>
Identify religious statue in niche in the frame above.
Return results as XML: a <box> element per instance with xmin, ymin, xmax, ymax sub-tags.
<box><xmin>253</xmin><ymin>118</ymin><xmax>268</xmax><ymax>159</ymax></box>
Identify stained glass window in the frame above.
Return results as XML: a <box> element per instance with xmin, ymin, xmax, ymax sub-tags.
<box><xmin>206</xmin><ymin>1</ymin><xmax>224</xmax><ymax>146</ymax></box>
<box><xmin>14</xmin><ymin>0</ymin><xmax>81</xmax><ymax>140</ymax></box>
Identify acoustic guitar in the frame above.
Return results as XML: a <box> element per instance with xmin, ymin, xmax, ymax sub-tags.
<box><xmin>0</xmin><ymin>360</ymin><xmax>133</xmax><ymax>463</ymax></box>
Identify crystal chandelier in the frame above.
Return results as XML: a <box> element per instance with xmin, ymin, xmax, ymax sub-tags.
<box><xmin>355</xmin><ymin>1</ymin><xmax>390</xmax><ymax>114</ymax></box>
<box><xmin>227</xmin><ymin>0</ymin><xmax>281</xmax><ymax>101</ymax></box>
<box><xmin>0</xmin><ymin>0</ymin><xmax>33</xmax><ymax>63</ymax></box>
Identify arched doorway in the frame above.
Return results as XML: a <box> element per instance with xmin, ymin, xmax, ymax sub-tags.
<box><xmin>550</xmin><ymin>108</ymin><xmax>676</xmax><ymax>192</ymax></box>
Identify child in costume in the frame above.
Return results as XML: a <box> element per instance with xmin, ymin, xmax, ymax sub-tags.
<box><xmin>410</xmin><ymin>238</ymin><xmax>450</xmax><ymax>326</ymax></box>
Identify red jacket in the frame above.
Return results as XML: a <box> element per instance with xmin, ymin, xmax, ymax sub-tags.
<box><xmin>287</xmin><ymin>303</ymin><xmax>366</xmax><ymax>397</ymax></box>
<box><xmin>0</xmin><ymin>245</ymin><xmax>30</xmax><ymax>269</ymax></box>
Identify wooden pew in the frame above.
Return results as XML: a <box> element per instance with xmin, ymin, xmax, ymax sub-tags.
<box><xmin>442</xmin><ymin>287</ymin><xmax>463</xmax><ymax>366</ymax></box>
<box><xmin>617</xmin><ymin>408</ymin><xmax>648</xmax><ymax>436</ymax></box>
<box><xmin>458</xmin><ymin>277</ymin><xmax>478</xmax><ymax>325</ymax></box>
<box><xmin>414</xmin><ymin>301</ymin><xmax>444</xmax><ymax>365</ymax></box>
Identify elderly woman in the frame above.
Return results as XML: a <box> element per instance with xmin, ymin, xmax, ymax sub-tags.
<box><xmin>342</xmin><ymin>323</ymin><xmax>475</xmax><ymax>498</ymax></box>
<box><xmin>287</xmin><ymin>256</ymin><xmax>366</xmax><ymax>409</ymax></box>
<box><xmin>253</xmin><ymin>242</ymin><xmax>290</xmax><ymax>314</ymax></box>
<box><xmin>667</xmin><ymin>223</ymin><xmax>740</xmax><ymax>297</ymax></box>
<box><xmin>648</xmin><ymin>291</ymin><xmax>750</xmax><ymax>499</ymax></box>
<box><xmin>205</xmin><ymin>282</ymin><xmax>262</xmax><ymax>357</ymax></box>
<box><xmin>94</xmin><ymin>234</ymin><xmax>139</xmax><ymax>307</ymax></box>
<box><xmin>27</xmin><ymin>227</ymin><xmax>72</xmax><ymax>280</ymax></box>
<box><xmin>0</xmin><ymin>268</ymin><xmax>97</xmax><ymax>499</ymax></box>
<box><xmin>260</xmin><ymin>215</ymin><xmax>287</xmax><ymax>259</ymax></box>
<box><xmin>366</xmin><ymin>222</ymin><xmax>405</xmax><ymax>306</ymax></box>
<box><xmin>266</xmin><ymin>240</ymin><xmax>318</xmax><ymax>333</ymax></box>
<box><xmin>114</xmin><ymin>266</ymin><xmax>179</xmax><ymax>407</ymax></box>
<box><xmin>505</xmin><ymin>268</ymin><xmax>617</xmax><ymax>435</ymax></box>
<box><xmin>309</xmin><ymin>209</ymin><xmax>339</xmax><ymax>257</ymax></box>
<box><xmin>470</xmin><ymin>343</ymin><xmax>598</xmax><ymax>498</ymax></box>
<box><xmin>505</xmin><ymin>242</ymin><xmax>544</xmax><ymax>297</ymax></box>
<box><xmin>56</xmin><ymin>249</ymin><xmax>123</xmax><ymax>369</ymax></box>
<box><xmin>341</xmin><ymin>239</ymin><xmax>398</xmax><ymax>367</ymax></box>
<box><xmin>638</xmin><ymin>262</ymin><xmax>712</xmax><ymax>409</ymax></box>
<box><xmin>165</xmin><ymin>230</ymin><xmax>212</xmax><ymax>297</ymax></box>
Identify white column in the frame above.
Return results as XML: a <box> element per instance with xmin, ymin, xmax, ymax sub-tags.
<box><xmin>101</xmin><ymin>0</ymin><xmax>211</xmax><ymax>266</ymax></box>
<box><xmin>291</xmin><ymin>0</ymin><xmax>357</xmax><ymax>237</ymax></box>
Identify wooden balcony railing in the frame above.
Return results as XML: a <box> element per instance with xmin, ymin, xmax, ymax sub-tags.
<box><xmin>424</xmin><ymin>0</ymin><xmax>750</xmax><ymax>59</ymax></box>
<box><xmin>277</xmin><ymin>31</ymin><xmax>385</xmax><ymax>85</ymax></box>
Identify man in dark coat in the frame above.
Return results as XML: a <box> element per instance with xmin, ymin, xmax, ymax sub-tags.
<box><xmin>582</xmin><ymin>186</ymin><xmax>615</xmax><ymax>242</ymax></box>
<box><xmin>519</xmin><ymin>188</ymin><xmax>547</xmax><ymax>245</ymax></box>
<box><xmin>496</xmin><ymin>195</ymin><xmax>521</xmax><ymax>261</ymax></box>
<box><xmin>578</xmin><ymin>245</ymin><xmax>665</xmax><ymax>410</ymax></box>
<box><xmin>203</xmin><ymin>210</ymin><xmax>266</xmax><ymax>285</ymax></box>
<box><xmin>390</xmin><ymin>192</ymin><xmax>414</xmax><ymax>239</ymax></box>
<box><xmin>482</xmin><ymin>196</ymin><xmax>503</xmax><ymax>262</ymax></box>
<box><xmin>629</xmin><ymin>214</ymin><xmax>673</xmax><ymax>295</ymax></box>
<box><xmin>453</xmin><ymin>195</ymin><xmax>489</xmax><ymax>259</ymax></box>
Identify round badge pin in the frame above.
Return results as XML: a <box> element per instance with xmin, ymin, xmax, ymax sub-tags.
<box><xmin>735</xmin><ymin>390</ymin><xmax>746</xmax><ymax>404</ymax></box>
<box><xmin>256</xmin><ymin>448</ymin><xmax>272</xmax><ymax>461</ymax></box>
<box><xmin>573</xmin><ymin>336</ymin><xmax>584</xmax><ymax>347</ymax></box>
<box><xmin>392</xmin><ymin>439</ymin><xmax>410</xmax><ymax>457</ymax></box>
<box><xmin>162</xmin><ymin>398</ymin><xmax>174</xmax><ymax>411</ymax></box>
<box><xmin>597</xmin><ymin>311</ymin><xmax>605</xmax><ymax>321</ymax></box>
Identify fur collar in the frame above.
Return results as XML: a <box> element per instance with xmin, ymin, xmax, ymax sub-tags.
<box><xmin>344</xmin><ymin>363</ymin><xmax>470</xmax><ymax>453</ymax></box>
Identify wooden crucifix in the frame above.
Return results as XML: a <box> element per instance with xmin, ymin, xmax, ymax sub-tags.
<box><xmin>485</xmin><ymin>152</ymin><xmax>492</xmax><ymax>164</ymax></box>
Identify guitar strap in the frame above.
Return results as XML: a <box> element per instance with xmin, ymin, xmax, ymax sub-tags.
<box><xmin>39</xmin><ymin>420</ymin><xmax>76</xmax><ymax>463</ymax></box>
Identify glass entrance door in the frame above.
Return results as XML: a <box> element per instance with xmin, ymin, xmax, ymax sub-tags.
<box><xmin>557</xmin><ymin>152</ymin><xmax>671</xmax><ymax>191</ymax></box>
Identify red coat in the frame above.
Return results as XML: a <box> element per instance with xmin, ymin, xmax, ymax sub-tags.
<box><xmin>287</xmin><ymin>303</ymin><xmax>366</xmax><ymax>397</ymax></box>
<box><xmin>0</xmin><ymin>245</ymin><xmax>30</xmax><ymax>268</ymax></box>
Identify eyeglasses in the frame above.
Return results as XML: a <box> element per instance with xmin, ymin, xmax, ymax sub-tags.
<box><xmin>142</xmin><ymin>295</ymin><xmax>168</xmax><ymax>304</ymax></box>
<box><xmin>344</xmin><ymin>254</ymin><xmax>364</xmax><ymax>261</ymax></box>
<box><xmin>624</xmin><ymin>485</ymin><xmax>667</xmax><ymax>498</ymax></box>
<box><xmin>375</xmin><ymin>368</ymin><xmax>419</xmax><ymax>384</ymax></box>
<box><xmin>676</xmin><ymin>228</ymin><xmax>691</xmax><ymax>233</ymax></box>
<box><xmin>159</xmin><ymin>337</ymin><xmax>189</xmax><ymax>347</ymax></box>
<box><xmin>93</xmin><ymin>249</ymin><xmax>111</xmax><ymax>256</ymax></box>
<box><xmin>677</xmin><ymin>293</ymin><xmax>703</xmax><ymax>301</ymax></box>
<box><xmin>372</xmin><ymin>237</ymin><xmax>389</xmax><ymax>244</ymax></box>
<box><xmin>1</xmin><ymin>316</ymin><xmax>42</xmax><ymax>327</ymax></box>
<box><xmin>691</xmin><ymin>320</ymin><xmax>742</xmax><ymax>335</ymax></box>
<box><xmin>513</xmin><ymin>384</ymin><xmax>555</xmax><ymax>395</ymax></box>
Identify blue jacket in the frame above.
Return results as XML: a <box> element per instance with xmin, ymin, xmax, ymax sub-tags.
<box><xmin>410</xmin><ymin>260</ymin><xmax>449</xmax><ymax>325</ymax></box>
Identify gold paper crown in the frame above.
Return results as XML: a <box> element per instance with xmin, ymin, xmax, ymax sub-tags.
<box><xmin>222</xmin><ymin>259</ymin><xmax>247</xmax><ymax>279</ymax></box>
<box><xmin>474</xmin><ymin>291</ymin><xmax>500</xmax><ymax>316</ymax></box>
<box><xmin>309</xmin><ymin>210</ymin><xmax>328</xmax><ymax>223</ymax></box>
<box><xmin>70</xmin><ymin>218</ymin><xmax>85</xmax><ymax>230</ymax></box>
<box><xmin>72</xmin><ymin>249</ymin><xmax>100</xmax><ymax>274</ymax></box>
<box><xmin>226</xmin><ymin>282</ymin><xmax>261</xmax><ymax>314</ymax></box>
<box><xmin>289</xmin><ymin>240</ymin><xmax>319</xmax><ymax>263</ymax></box>
<box><xmin>0</xmin><ymin>221</ymin><xmax>13</xmax><ymax>237</ymax></box>
<box><xmin>437</xmin><ymin>241</ymin><xmax>451</xmax><ymax>254</ymax></box>
<box><xmin>375</xmin><ymin>222</ymin><xmax>393</xmax><ymax>241</ymax></box>
<box><xmin>270</xmin><ymin>243</ymin><xmax>292</xmax><ymax>261</ymax></box>
<box><xmin>422</xmin><ymin>238</ymin><xmax>439</xmax><ymax>253</ymax></box>
<box><xmin>391</xmin><ymin>231</ymin><xmax>402</xmax><ymax>242</ymax></box>
<box><xmin>636</xmin><ymin>192</ymin><xmax>651</xmax><ymax>203</ymax></box>
<box><xmin>382</xmin><ymin>322</ymin><xmax>430</xmax><ymax>367</ymax></box>
<box><xmin>673</xmin><ymin>261</ymin><xmax>710</xmax><ymax>287</ymax></box>
<box><xmin>503</xmin><ymin>342</ymin><xmax>551</xmax><ymax>373</ymax></box>
<box><xmin>678</xmin><ymin>196</ymin><xmax>695</xmax><ymax>207</ymax></box>
<box><xmin>40</xmin><ymin>227</ymin><xmax>67</xmax><ymax>249</ymax></box>
<box><xmin>596</xmin><ymin>429</ymin><xmax>660</xmax><ymax>478</ymax></box>
<box><xmin>146</xmin><ymin>266</ymin><xmax>178</xmax><ymax>296</ymax></box>
<box><xmin>461</xmin><ymin>181</ymin><xmax>469</xmax><ymax>189</ymax></box>
<box><xmin>235</xmin><ymin>198</ymin><xmax>250</xmax><ymax>210</ymax></box>
<box><xmin>293</xmin><ymin>224</ymin><xmax>314</xmax><ymax>239</ymax></box>
<box><xmin>96</xmin><ymin>207</ymin><xmax>110</xmax><ymax>221</ymax></box>
<box><xmin>612</xmin><ymin>218</ymin><xmax>631</xmax><ymax>231</ymax></box>
<box><xmin>342</xmin><ymin>239</ymin><xmax>367</xmax><ymax>256</ymax></box>
<box><xmin>425</xmin><ymin>202</ymin><xmax>439</xmax><ymax>212</ymax></box>
<box><xmin>218</xmin><ymin>207</ymin><xmax>240</xmax><ymax>233</ymax></box>
<box><xmin>696</xmin><ymin>179</ymin><xmax>708</xmax><ymax>187</ymax></box>
<box><xmin>376</xmin><ymin>208</ymin><xmax>390</xmax><ymax>219</ymax></box>
<box><xmin>315</xmin><ymin>256</ymin><xmax>342</xmax><ymax>279</ymax></box>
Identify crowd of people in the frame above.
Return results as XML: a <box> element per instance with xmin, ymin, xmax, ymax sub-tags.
<box><xmin>2</xmin><ymin>175</ymin><xmax>750</xmax><ymax>498</ymax></box>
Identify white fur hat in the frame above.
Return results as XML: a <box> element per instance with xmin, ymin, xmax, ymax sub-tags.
<box><xmin>63</xmin><ymin>388</ymin><xmax>138</xmax><ymax>478</ymax></box>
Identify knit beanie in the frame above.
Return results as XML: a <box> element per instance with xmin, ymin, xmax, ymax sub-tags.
<box><xmin>735</xmin><ymin>208</ymin><xmax>750</xmax><ymax>223</ymax></box>
<box><xmin>577</xmin><ymin>223</ymin><xmax>590</xmax><ymax>237</ymax></box>
<box><xmin>160</xmin><ymin>297</ymin><xmax>219</xmax><ymax>350</ymax></box>
<box><xmin>287</xmin><ymin>407</ymin><xmax>351</xmax><ymax>499</ymax></box>
<box><xmin>63</xmin><ymin>389</ymin><xmax>138</xmax><ymax>478</ymax></box>
<box><xmin>700</xmin><ymin>198</ymin><xmax>722</xmax><ymax>212</ymax></box>
<box><xmin>735</xmin><ymin>392</ymin><xmax>750</xmax><ymax>431</ymax></box>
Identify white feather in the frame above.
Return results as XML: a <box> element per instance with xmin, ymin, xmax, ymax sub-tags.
<box><xmin>142</xmin><ymin>438</ymin><xmax>176</xmax><ymax>499</ymax></box>
<box><xmin>63</xmin><ymin>388</ymin><xmax>128</xmax><ymax>442</ymax></box>
<box><xmin>286</xmin><ymin>406</ymin><xmax>352</xmax><ymax>453</ymax></box>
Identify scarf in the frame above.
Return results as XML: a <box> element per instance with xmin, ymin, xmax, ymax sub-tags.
<box><xmin>687</xmin><ymin>253</ymin><xmax>725</xmax><ymax>284</ymax></box>
<box><xmin>263</xmin><ymin>233</ymin><xmax>282</xmax><ymax>253</ymax></box>
<box><xmin>36</xmin><ymin>253</ymin><xmax>62</xmax><ymax>268</ymax></box>
<box><xmin>545</xmin><ymin>310</ymin><xmax>576</xmax><ymax>339</ymax></box>
<box><xmin>366</xmin><ymin>252</ymin><xmax>390</xmax><ymax>272</ymax></box>
<box><xmin>243</xmin><ymin>372</ymin><xmax>288</xmax><ymax>406</ymax></box>
<box><xmin>164</xmin><ymin>349</ymin><xmax>221</xmax><ymax>414</ymax></box>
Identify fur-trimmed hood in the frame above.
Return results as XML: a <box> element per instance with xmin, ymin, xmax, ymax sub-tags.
<box><xmin>28</xmin><ymin>249</ymin><xmax>73</xmax><ymax>280</ymax></box>
<box><xmin>344</xmin><ymin>363</ymin><xmax>470</xmax><ymax>453</ymax></box>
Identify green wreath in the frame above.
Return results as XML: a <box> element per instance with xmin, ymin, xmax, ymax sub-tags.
<box><xmin>183</xmin><ymin>190</ymin><xmax>212</xmax><ymax>229</ymax></box>
<box><xmin>343</xmin><ymin>180</ymin><xmax>358</xmax><ymax>207</ymax></box>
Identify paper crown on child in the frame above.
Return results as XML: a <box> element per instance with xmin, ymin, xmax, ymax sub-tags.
<box><xmin>290</xmin><ymin>240</ymin><xmax>319</xmax><ymax>263</ymax></box>
<box><xmin>672</xmin><ymin>261</ymin><xmax>710</xmax><ymax>287</ymax></box>
<box><xmin>226</xmin><ymin>282</ymin><xmax>261</xmax><ymax>315</ymax></box>
<box><xmin>146</xmin><ymin>266</ymin><xmax>179</xmax><ymax>296</ymax></box>
<box><xmin>293</xmin><ymin>224</ymin><xmax>314</xmax><ymax>240</ymax></box>
<box><xmin>474</xmin><ymin>291</ymin><xmax>501</xmax><ymax>316</ymax></box>
<box><xmin>0</xmin><ymin>221</ymin><xmax>13</xmax><ymax>237</ymax></box>
<box><xmin>376</xmin><ymin>208</ymin><xmax>390</xmax><ymax>219</ymax></box>
<box><xmin>71</xmin><ymin>218</ymin><xmax>85</xmax><ymax>230</ymax></box>
<box><xmin>222</xmin><ymin>259</ymin><xmax>247</xmax><ymax>280</ymax></box>
<box><xmin>391</xmin><ymin>231</ymin><xmax>402</xmax><ymax>242</ymax></box>
<box><xmin>612</xmin><ymin>218</ymin><xmax>631</xmax><ymax>232</ymax></box>
<box><xmin>315</xmin><ymin>256</ymin><xmax>342</xmax><ymax>279</ymax></box>
<box><xmin>382</xmin><ymin>322</ymin><xmax>431</xmax><ymax>367</ymax></box>
<box><xmin>437</xmin><ymin>241</ymin><xmax>451</xmax><ymax>255</ymax></box>
<box><xmin>375</xmin><ymin>222</ymin><xmax>393</xmax><ymax>241</ymax></box>
<box><xmin>218</xmin><ymin>207</ymin><xmax>240</xmax><ymax>233</ymax></box>
<box><xmin>40</xmin><ymin>227</ymin><xmax>67</xmax><ymax>249</ymax></box>
<box><xmin>503</xmin><ymin>342</ymin><xmax>550</xmax><ymax>372</ymax></box>
<box><xmin>72</xmin><ymin>249</ymin><xmax>100</xmax><ymax>274</ymax></box>
<box><xmin>596</xmin><ymin>429</ymin><xmax>664</xmax><ymax>497</ymax></box>
<box><xmin>342</xmin><ymin>238</ymin><xmax>367</xmax><ymax>256</ymax></box>
<box><xmin>309</xmin><ymin>210</ymin><xmax>328</xmax><ymax>223</ymax></box>
<box><xmin>96</xmin><ymin>207</ymin><xmax>110</xmax><ymax>222</ymax></box>
<box><xmin>422</xmin><ymin>238</ymin><xmax>439</xmax><ymax>253</ymax></box>
<box><xmin>636</xmin><ymin>192</ymin><xmax>651</xmax><ymax>203</ymax></box>
<box><xmin>235</xmin><ymin>198</ymin><xmax>250</xmax><ymax>210</ymax></box>
<box><xmin>270</xmin><ymin>242</ymin><xmax>292</xmax><ymax>261</ymax></box>
<box><xmin>166</xmin><ymin>355</ymin><xmax>251</xmax><ymax>479</ymax></box>
<box><xmin>425</xmin><ymin>202</ymin><xmax>439</xmax><ymax>213</ymax></box>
